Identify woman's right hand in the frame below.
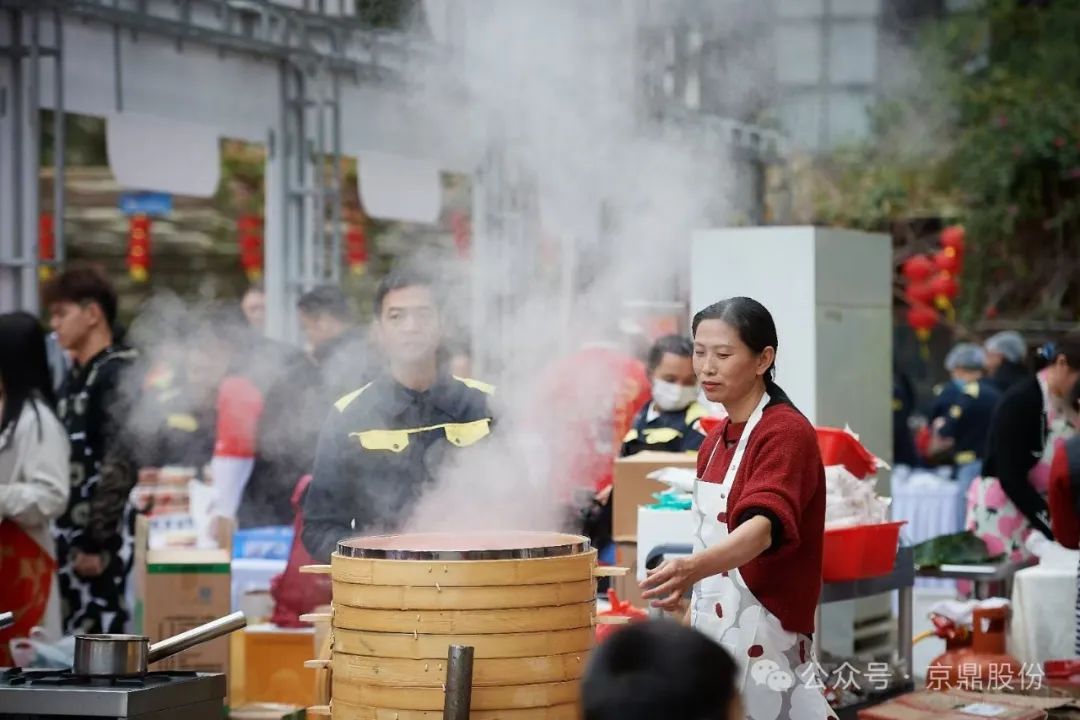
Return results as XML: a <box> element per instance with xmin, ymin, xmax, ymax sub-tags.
<box><xmin>640</xmin><ymin>556</ymin><xmax>699</xmax><ymax>612</ymax></box>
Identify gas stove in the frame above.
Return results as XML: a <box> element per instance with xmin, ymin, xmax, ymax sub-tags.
<box><xmin>0</xmin><ymin>668</ymin><xmax>225</xmax><ymax>719</ymax></box>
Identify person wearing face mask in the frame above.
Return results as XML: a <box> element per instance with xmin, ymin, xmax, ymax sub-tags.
<box><xmin>621</xmin><ymin>335</ymin><xmax>707</xmax><ymax>457</ymax></box>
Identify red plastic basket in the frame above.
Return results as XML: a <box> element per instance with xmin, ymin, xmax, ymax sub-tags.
<box><xmin>699</xmin><ymin>416</ymin><xmax>723</xmax><ymax>435</ymax></box>
<box><xmin>822</xmin><ymin>521</ymin><xmax>906</xmax><ymax>582</ymax></box>
<box><xmin>816</xmin><ymin>427</ymin><xmax>878</xmax><ymax>479</ymax></box>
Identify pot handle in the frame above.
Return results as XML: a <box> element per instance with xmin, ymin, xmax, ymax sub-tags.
<box><xmin>147</xmin><ymin>611</ymin><xmax>246</xmax><ymax>665</ymax></box>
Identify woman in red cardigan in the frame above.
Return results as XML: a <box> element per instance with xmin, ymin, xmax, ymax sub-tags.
<box><xmin>641</xmin><ymin>297</ymin><xmax>834</xmax><ymax>720</ymax></box>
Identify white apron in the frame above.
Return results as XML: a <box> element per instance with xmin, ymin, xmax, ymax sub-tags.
<box><xmin>690</xmin><ymin>392</ymin><xmax>836</xmax><ymax>720</ymax></box>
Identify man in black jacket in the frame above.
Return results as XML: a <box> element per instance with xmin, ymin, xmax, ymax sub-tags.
<box><xmin>984</xmin><ymin>331</ymin><xmax>1029</xmax><ymax>394</ymax></box>
<box><xmin>44</xmin><ymin>267</ymin><xmax>138</xmax><ymax>634</ymax></box>
<box><xmin>302</xmin><ymin>267</ymin><xmax>495</xmax><ymax>562</ymax></box>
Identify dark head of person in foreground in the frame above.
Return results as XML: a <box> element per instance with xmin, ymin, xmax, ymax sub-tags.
<box><xmin>582</xmin><ymin>621</ymin><xmax>741</xmax><ymax>720</ymax></box>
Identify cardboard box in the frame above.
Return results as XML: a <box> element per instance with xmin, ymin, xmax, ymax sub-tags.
<box><xmin>858</xmin><ymin>690</ymin><xmax>1080</xmax><ymax>720</ymax></box>
<box><xmin>613</xmin><ymin>451</ymin><xmax>696</xmax><ymax>539</ymax></box>
<box><xmin>142</xmin><ymin>548</ymin><xmax>232</xmax><ymax>676</ymax></box>
<box><xmin>231</xmin><ymin>624</ymin><xmax>316</xmax><ymax>708</ymax></box>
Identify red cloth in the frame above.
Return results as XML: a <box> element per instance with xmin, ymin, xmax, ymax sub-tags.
<box><xmin>213</xmin><ymin>375</ymin><xmax>264</xmax><ymax>458</ymax></box>
<box><xmin>1048</xmin><ymin>437</ymin><xmax>1080</xmax><ymax>550</ymax></box>
<box><xmin>697</xmin><ymin>403</ymin><xmax>826</xmax><ymax>635</ymax></box>
<box><xmin>540</xmin><ymin>346</ymin><xmax>650</xmax><ymax>497</ymax></box>
<box><xmin>0</xmin><ymin>520</ymin><xmax>56</xmax><ymax>665</ymax></box>
<box><xmin>270</xmin><ymin>475</ymin><xmax>331</xmax><ymax>627</ymax></box>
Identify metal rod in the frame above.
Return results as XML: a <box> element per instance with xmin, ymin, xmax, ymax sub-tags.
<box><xmin>11</xmin><ymin>10</ymin><xmax>25</xmax><ymax>281</ymax></box>
<box><xmin>147</xmin><ymin>611</ymin><xmax>247</xmax><ymax>665</ymax></box>
<box><xmin>312</xmin><ymin>66</ymin><xmax>325</xmax><ymax>282</ymax></box>
<box><xmin>52</xmin><ymin>6</ymin><xmax>64</xmax><ymax>264</ymax></box>
<box><xmin>0</xmin><ymin>611</ymin><xmax>14</xmax><ymax>630</ymax></box>
<box><xmin>112</xmin><ymin>2</ymin><xmax>123</xmax><ymax>113</ymax></box>
<box><xmin>443</xmin><ymin>645</ymin><xmax>473</xmax><ymax>720</ymax></box>
<box><xmin>329</xmin><ymin>67</ymin><xmax>342</xmax><ymax>283</ymax></box>
<box><xmin>898</xmin><ymin>585</ymin><xmax>914</xmax><ymax>681</ymax></box>
<box><xmin>25</xmin><ymin>3</ymin><xmax>40</xmax><ymax>308</ymax></box>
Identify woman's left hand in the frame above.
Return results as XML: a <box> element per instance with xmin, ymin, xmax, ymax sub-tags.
<box><xmin>640</xmin><ymin>556</ymin><xmax>698</xmax><ymax>611</ymax></box>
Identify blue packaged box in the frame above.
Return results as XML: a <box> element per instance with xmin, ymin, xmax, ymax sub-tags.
<box><xmin>231</xmin><ymin>526</ymin><xmax>294</xmax><ymax>560</ymax></box>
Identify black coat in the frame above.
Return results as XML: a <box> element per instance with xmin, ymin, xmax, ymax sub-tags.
<box><xmin>982</xmin><ymin>376</ymin><xmax>1052</xmax><ymax>538</ymax></box>
<box><xmin>301</xmin><ymin>373</ymin><xmax>495</xmax><ymax>562</ymax></box>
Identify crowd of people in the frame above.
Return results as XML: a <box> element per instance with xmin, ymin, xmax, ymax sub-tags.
<box><xmin>894</xmin><ymin>330</ymin><xmax>1080</xmax><ymax>563</ymax></box>
<box><xmin>2</xmin><ymin>261</ymin><xmax>1079</xmax><ymax>717</ymax></box>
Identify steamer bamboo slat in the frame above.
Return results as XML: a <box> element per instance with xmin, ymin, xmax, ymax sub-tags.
<box><xmin>329</xmin><ymin>550</ymin><xmax>597</xmax><ymax>587</ymax></box>
<box><xmin>330</xmin><ymin>699</ymin><xmax>580</xmax><ymax>720</ymax></box>
<box><xmin>331</xmin><ymin>652</ymin><xmax>585</xmax><ymax>687</ymax></box>
<box><xmin>332</xmin><ymin>678</ymin><xmax>579</xmax><ymax>711</ymax></box>
<box><xmin>333</xmin><ymin>602</ymin><xmax>594</xmax><ymax>634</ymax></box>
<box><xmin>331</xmin><ymin>579</ymin><xmax>595</xmax><ymax>610</ymax></box>
<box><xmin>332</xmin><ymin>627</ymin><xmax>594</xmax><ymax>660</ymax></box>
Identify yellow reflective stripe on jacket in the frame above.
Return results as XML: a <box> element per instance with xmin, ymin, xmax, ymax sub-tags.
<box><xmin>684</xmin><ymin>402</ymin><xmax>707</xmax><ymax>426</ymax></box>
<box><xmin>335</xmin><ymin>382</ymin><xmax>373</xmax><ymax>413</ymax></box>
<box><xmin>453</xmin><ymin>376</ymin><xmax>496</xmax><ymax>395</ymax></box>
<box><xmin>350</xmin><ymin>418</ymin><xmax>492</xmax><ymax>453</ymax></box>
<box><xmin>955</xmin><ymin>450</ymin><xmax>977</xmax><ymax>465</ymax></box>
<box><xmin>165</xmin><ymin>413</ymin><xmax>198</xmax><ymax>433</ymax></box>
<box><xmin>623</xmin><ymin>428</ymin><xmax>639</xmax><ymax>443</ymax></box>
<box><xmin>644</xmin><ymin>427</ymin><xmax>682</xmax><ymax>444</ymax></box>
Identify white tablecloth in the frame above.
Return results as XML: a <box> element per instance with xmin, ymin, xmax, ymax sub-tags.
<box><xmin>890</xmin><ymin>467</ymin><xmax>966</xmax><ymax>592</ymax></box>
<box><xmin>1009</xmin><ymin>553</ymin><xmax>1079</xmax><ymax>663</ymax></box>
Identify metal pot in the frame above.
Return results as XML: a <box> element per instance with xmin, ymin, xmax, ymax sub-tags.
<box><xmin>72</xmin><ymin>611</ymin><xmax>246</xmax><ymax>677</ymax></box>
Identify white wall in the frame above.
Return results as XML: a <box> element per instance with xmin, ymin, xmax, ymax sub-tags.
<box><xmin>36</xmin><ymin>16</ymin><xmax>477</xmax><ymax>170</ymax></box>
<box><xmin>691</xmin><ymin>226</ymin><xmax>820</xmax><ymax>422</ymax></box>
<box><xmin>690</xmin><ymin>226</ymin><xmax>893</xmax><ymax>461</ymax></box>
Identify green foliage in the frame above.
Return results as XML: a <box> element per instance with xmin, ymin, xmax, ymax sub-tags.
<box><xmin>815</xmin><ymin>0</ymin><xmax>1080</xmax><ymax>324</ymax></box>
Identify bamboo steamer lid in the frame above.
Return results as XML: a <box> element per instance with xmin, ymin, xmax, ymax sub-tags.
<box><xmin>333</xmin><ymin>678</ymin><xmax>580</xmax><ymax>710</ymax></box>
<box><xmin>331</xmin><ymin>651</ymin><xmax>586</xmax><ymax>687</ymax></box>
<box><xmin>328</xmin><ymin>531</ymin><xmax>595</xmax><ymax>719</ymax></box>
<box><xmin>331</xmin><ymin>579</ymin><xmax>595</xmax><ymax>610</ymax></box>
<box><xmin>332</xmin><ymin>627</ymin><xmax>594</xmax><ymax>660</ymax></box>
<box><xmin>330</xmin><ymin>698</ymin><xmax>580</xmax><ymax>720</ymax></box>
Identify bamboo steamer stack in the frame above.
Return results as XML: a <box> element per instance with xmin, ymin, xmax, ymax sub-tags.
<box><xmin>305</xmin><ymin>531</ymin><xmax>613</xmax><ymax>720</ymax></box>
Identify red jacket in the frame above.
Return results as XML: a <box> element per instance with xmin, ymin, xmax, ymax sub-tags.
<box><xmin>697</xmin><ymin>402</ymin><xmax>826</xmax><ymax>635</ymax></box>
<box><xmin>539</xmin><ymin>346</ymin><xmax>650</xmax><ymax>497</ymax></box>
<box><xmin>1048</xmin><ymin>435</ymin><xmax>1080</xmax><ymax>550</ymax></box>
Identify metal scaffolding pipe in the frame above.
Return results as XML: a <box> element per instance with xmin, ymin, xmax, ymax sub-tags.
<box><xmin>52</xmin><ymin>6</ymin><xmax>64</xmax><ymax>264</ymax></box>
<box><xmin>443</xmin><ymin>645</ymin><xmax>474</xmax><ymax>720</ymax></box>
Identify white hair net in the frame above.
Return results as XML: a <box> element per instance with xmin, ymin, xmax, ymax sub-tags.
<box><xmin>984</xmin><ymin>331</ymin><xmax>1026</xmax><ymax>364</ymax></box>
<box><xmin>945</xmin><ymin>343</ymin><xmax>987</xmax><ymax>372</ymax></box>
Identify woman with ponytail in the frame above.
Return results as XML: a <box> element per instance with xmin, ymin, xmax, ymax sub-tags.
<box><xmin>641</xmin><ymin>297</ymin><xmax>834</xmax><ymax>720</ymax></box>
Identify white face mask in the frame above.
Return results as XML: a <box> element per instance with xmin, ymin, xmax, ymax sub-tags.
<box><xmin>652</xmin><ymin>379</ymin><xmax>698</xmax><ymax>412</ymax></box>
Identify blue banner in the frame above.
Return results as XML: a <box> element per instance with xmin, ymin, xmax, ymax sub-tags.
<box><xmin>119</xmin><ymin>192</ymin><xmax>173</xmax><ymax>217</ymax></box>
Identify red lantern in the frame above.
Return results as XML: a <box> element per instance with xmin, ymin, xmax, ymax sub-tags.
<box><xmin>127</xmin><ymin>214</ymin><xmax>151</xmax><ymax>283</ymax></box>
<box><xmin>237</xmin><ymin>215</ymin><xmax>264</xmax><ymax>281</ymax></box>
<box><xmin>38</xmin><ymin>213</ymin><xmax>55</xmax><ymax>281</ymax></box>
<box><xmin>450</xmin><ymin>211</ymin><xmax>470</xmax><ymax>259</ymax></box>
<box><xmin>906</xmin><ymin>303</ymin><xmax>939</xmax><ymax>344</ymax></box>
<box><xmin>902</xmin><ymin>254</ymin><xmax>935</xmax><ymax>283</ymax></box>
<box><xmin>941</xmin><ymin>225</ymin><xmax>965</xmax><ymax>254</ymax></box>
<box><xmin>933</xmin><ymin>248</ymin><xmax>961</xmax><ymax>275</ymax></box>
<box><xmin>904</xmin><ymin>282</ymin><xmax>935</xmax><ymax>306</ymax></box>
<box><xmin>345</xmin><ymin>224</ymin><xmax>368</xmax><ymax>275</ymax></box>
<box><xmin>930</xmin><ymin>272</ymin><xmax>959</xmax><ymax>301</ymax></box>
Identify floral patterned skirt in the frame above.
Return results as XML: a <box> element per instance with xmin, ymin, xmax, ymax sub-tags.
<box><xmin>965</xmin><ymin>476</ymin><xmax>1042</xmax><ymax>561</ymax></box>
